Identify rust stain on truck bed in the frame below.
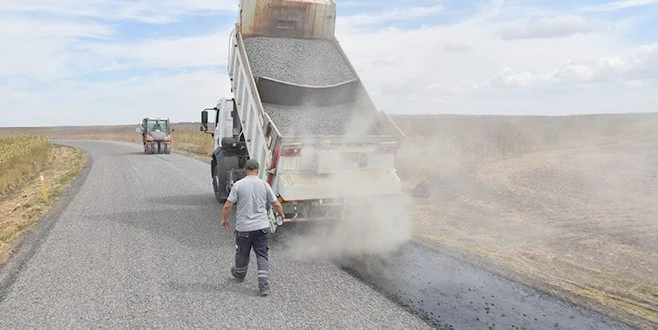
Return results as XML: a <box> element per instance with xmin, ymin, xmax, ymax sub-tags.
<box><xmin>241</xmin><ymin>0</ymin><xmax>335</xmax><ymax>39</ymax></box>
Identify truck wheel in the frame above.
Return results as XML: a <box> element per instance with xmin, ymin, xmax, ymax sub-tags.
<box><xmin>214</xmin><ymin>151</ymin><xmax>239</xmax><ymax>204</ymax></box>
<box><xmin>213</xmin><ymin>166</ymin><xmax>228</xmax><ymax>203</ymax></box>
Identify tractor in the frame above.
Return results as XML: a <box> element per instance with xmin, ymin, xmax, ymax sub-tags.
<box><xmin>138</xmin><ymin>117</ymin><xmax>173</xmax><ymax>154</ymax></box>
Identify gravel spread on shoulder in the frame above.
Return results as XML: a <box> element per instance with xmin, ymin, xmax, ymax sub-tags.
<box><xmin>243</xmin><ymin>36</ymin><xmax>357</xmax><ymax>87</ymax></box>
<box><xmin>264</xmin><ymin>102</ymin><xmax>379</xmax><ymax>136</ymax></box>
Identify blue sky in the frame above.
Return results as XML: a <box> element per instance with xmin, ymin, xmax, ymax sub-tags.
<box><xmin>1</xmin><ymin>0</ymin><xmax>657</xmax><ymax>127</ymax></box>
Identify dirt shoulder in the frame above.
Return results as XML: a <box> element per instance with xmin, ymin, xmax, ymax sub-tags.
<box><xmin>0</xmin><ymin>145</ymin><xmax>87</xmax><ymax>264</ymax></box>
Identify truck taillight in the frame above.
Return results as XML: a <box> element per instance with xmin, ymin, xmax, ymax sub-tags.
<box><xmin>281</xmin><ymin>145</ymin><xmax>303</xmax><ymax>157</ymax></box>
<box><xmin>165</xmin><ymin>135</ymin><xmax>171</xmax><ymax>141</ymax></box>
<box><xmin>376</xmin><ymin>142</ymin><xmax>398</xmax><ymax>153</ymax></box>
<box><xmin>146</xmin><ymin>135</ymin><xmax>154</xmax><ymax>141</ymax></box>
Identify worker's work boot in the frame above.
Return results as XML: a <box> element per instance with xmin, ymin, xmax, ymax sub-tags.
<box><xmin>258</xmin><ymin>276</ymin><xmax>270</xmax><ymax>296</ymax></box>
<box><xmin>231</xmin><ymin>266</ymin><xmax>245</xmax><ymax>282</ymax></box>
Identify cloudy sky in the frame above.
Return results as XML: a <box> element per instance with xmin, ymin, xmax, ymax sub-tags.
<box><xmin>1</xmin><ymin>0</ymin><xmax>657</xmax><ymax>127</ymax></box>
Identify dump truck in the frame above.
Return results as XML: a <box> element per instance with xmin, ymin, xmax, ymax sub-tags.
<box><xmin>138</xmin><ymin>117</ymin><xmax>173</xmax><ymax>154</ymax></box>
<box><xmin>200</xmin><ymin>0</ymin><xmax>404</xmax><ymax>233</ymax></box>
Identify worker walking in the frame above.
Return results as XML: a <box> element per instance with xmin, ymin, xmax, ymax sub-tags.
<box><xmin>220</xmin><ymin>159</ymin><xmax>285</xmax><ymax>296</ymax></box>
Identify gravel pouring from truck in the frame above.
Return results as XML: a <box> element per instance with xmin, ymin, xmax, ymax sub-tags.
<box><xmin>200</xmin><ymin>0</ymin><xmax>404</xmax><ymax>233</ymax></box>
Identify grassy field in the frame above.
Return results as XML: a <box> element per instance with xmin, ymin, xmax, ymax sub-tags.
<box><xmin>0</xmin><ymin>135</ymin><xmax>51</xmax><ymax>196</ymax></box>
<box><xmin>2</xmin><ymin>113</ymin><xmax>657</xmax><ymax>328</ymax></box>
<box><xmin>0</xmin><ymin>135</ymin><xmax>86</xmax><ymax>264</ymax></box>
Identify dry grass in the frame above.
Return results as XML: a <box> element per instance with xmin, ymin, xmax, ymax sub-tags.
<box><xmin>0</xmin><ymin>144</ymin><xmax>86</xmax><ymax>263</ymax></box>
<box><xmin>0</xmin><ymin>135</ymin><xmax>51</xmax><ymax>197</ymax></box>
<box><xmin>170</xmin><ymin>127</ymin><xmax>213</xmax><ymax>156</ymax></box>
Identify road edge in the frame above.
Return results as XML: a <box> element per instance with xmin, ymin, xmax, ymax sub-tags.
<box><xmin>0</xmin><ymin>148</ymin><xmax>92</xmax><ymax>302</ymax></box>
<box><xmin>412</xmin><ymin>237</ymin><xmax>642</xmax><ymax>330</ymax></box>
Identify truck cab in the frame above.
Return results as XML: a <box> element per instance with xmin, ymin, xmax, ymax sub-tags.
<box><xmin>201</xmin><ymin>99</ymin><xmax>249</xmax><ymax>203</ymax></box>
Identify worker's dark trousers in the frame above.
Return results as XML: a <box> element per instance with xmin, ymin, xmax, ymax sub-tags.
<box><xmin>232</xmin><ymin>229</ymin><xmax>269</xmax><ymax>290</ymax></box>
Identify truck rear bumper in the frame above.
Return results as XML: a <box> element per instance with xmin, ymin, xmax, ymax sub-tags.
<box><xmin>275</xmin><ymin>169</ymin><xmax>401</xmax><ymax>201</ymax></box>
<box><xmin>279</xmin><ymin>195</ymin><xmax>397</xmax><ymax>224</ymax></box>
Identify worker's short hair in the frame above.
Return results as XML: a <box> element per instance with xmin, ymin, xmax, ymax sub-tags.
<box><xmin>245</xmin><ymin>159</ymin><xmax>259</xmax><ymax>170</ymax></box>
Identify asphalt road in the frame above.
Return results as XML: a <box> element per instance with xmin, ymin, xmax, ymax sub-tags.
<box><xmin>0</xmin><ymin>140</ymin><xmax>633</xmax><ymax>329</ymax></box>
<box><xmin>0</xmin><ymin>140</ymin><xmax>429</xmax><ymax>329</ymax></box>
<box><xmin>340</xmin><ymin>244</ymin><xmax>630</xmax><ymax>330</ymax></box>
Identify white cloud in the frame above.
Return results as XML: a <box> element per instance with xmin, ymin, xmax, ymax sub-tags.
<box><xmin>0</xmin><ymin>17</ymin><xmax>113</xmax><ymax>78</ymax></box>
<box><xmin>624</xmin><ymin>79</ymin><xmax>644</xmax><ymax>88</ymax></box>
<box><xmin>337</xmin><ymin>5</ymin><xmax>444</xmax><ymax>31</ymax></box>
<box><xmin>500</xmin><ymin>15</ymin><xmax>610</xmax><ymax>40</ymax></box>
<box><xmin>0</xmin><ymin>18</ymin><xmax>113</xmax><ymax>38</ymax></box>
<box><xmin>480</xmin><ymin>43</ymin><xmax>657</xmax><ymax>91</ymax></box>
<box><xmin>443</xmin><ymin>42</ymin><xmax>472</xmax><ymax>52</ymax></box>
<box><xmin>581</xmin><ymin>0</ymin><xmax>658</xmax><ymax>12</ymax></box>
<box><xmin>0</xmin><ymin>71</ymin><xmax>231</xmax><ymax>126</ymax></box>
<box><xmin>333</xmin><ymin>2</ymin><xmax>657</xmax><ymax>116</ymax></box>
<box><xmin>0</xmin><ymin>0</ymin><xmax>238</xmax><ymax>23</ymax></box>
<box><xmin>84</xmin><ymin>31</ymin><xmax>231</xmax><ymax>70</ymax></box>
<box><xmin>489</xmin><ymin>68</ymin><xmax>553</xmax><ymax>88</ymax></box>
<box><xmin>555</xmin><ymin>62</ymin><xmax>597</xmax><ymax>81</ymax></box>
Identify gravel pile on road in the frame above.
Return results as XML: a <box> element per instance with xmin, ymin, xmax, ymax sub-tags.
<box><xmin>243</xmin><ymin>36</ymin><xmax>357</xmax><ymax>87</ymax></box>
<box><xmin>264</xmin><ymin>102</ymin><xmax>379</xmax><ymax>136</ymax></box>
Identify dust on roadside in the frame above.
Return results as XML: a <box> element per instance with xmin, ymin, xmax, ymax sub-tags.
<box><xmin>0</xmin><ymin>145</ymin><xmax>86</xmax><ymax>264</ymax></box>
<box><xmin>397</xmin><ymin>114</ymin><xmax>658</xmax><ymax>329</ymax></box>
